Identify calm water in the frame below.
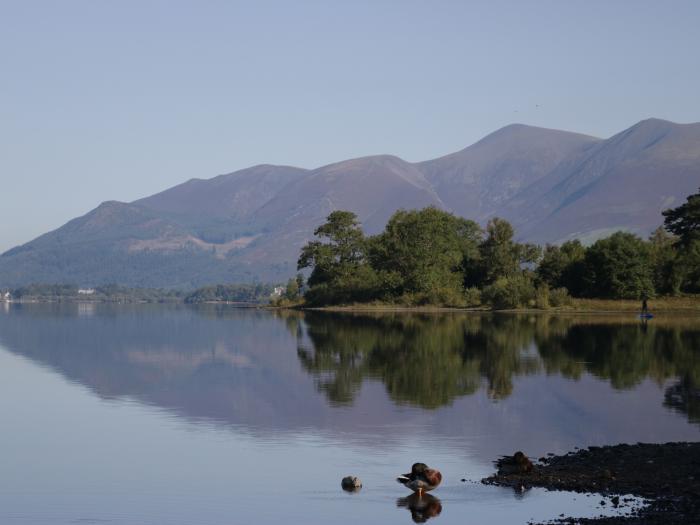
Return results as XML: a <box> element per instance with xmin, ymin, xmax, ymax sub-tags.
<box><xmin>0</xmin><ymin>303</ymin><xmax>698</xmax><ymax>524</ymax></box>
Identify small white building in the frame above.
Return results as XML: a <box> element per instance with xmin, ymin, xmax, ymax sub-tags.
<box><xmin>1</xmin><ymin>291</ymin><xmax>10</xmax><ymax>302</ymax></box>
<box><xmin>271</xmin><ymin>286</ymin><xmax>286</xmax><ymax>297</ymax></box>
<box><xmin>78</xmin><ymin>288</ymin><xmax>96</xmax><ymax>295</ymax></box>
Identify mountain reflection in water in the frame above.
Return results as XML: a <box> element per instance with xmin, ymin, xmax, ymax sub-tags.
<box><xmin>0</xmin><ymin>303</ymin><xmax>698</xmax><ymax>457</ymax></box>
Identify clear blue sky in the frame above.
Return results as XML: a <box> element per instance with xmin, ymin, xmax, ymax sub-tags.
<box><xmin>1</xmin><ymin>0</ymin><xmax>699</xmax><ymax>251</ymax></box>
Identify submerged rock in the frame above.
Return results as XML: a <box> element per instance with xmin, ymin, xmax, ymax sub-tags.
<box><xmin>341</xmin><ymin>476</ymin><xmax>362</xmax><ymax>492</ymax></box>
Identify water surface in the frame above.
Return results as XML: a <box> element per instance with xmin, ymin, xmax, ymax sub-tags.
<box><xmin>0</xmin><ymin>304</ymin><xmax>697</xmax><ymax>524</ymax></box>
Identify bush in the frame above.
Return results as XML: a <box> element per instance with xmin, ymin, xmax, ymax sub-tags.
<box><xmin>396</xmin><ymin>286</ymin><xmax>468</xmax><ymax>307</ymax></box>
<box><xmin>433</xmin><ymin>286</ymin><xmax>469</xmax><ymax>307</ymax></box>
<box><xmin>549</xmin><ymin>287</ymin><xmax>572</xmax><ymax>307</ymax></box>
<box><xmin>464</xmin><ymin>287</ymin><xmax>482</xmax><ymax>307</ymax></box>
<box><xmin>482</xmin><ymin>274</ymin><xmax>536</xmax><ymax>310</ymax></box>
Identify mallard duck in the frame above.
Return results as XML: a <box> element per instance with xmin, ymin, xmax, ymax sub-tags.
<box><xmin>496</xmin><ymin>451</ymin><xmax>533</xmax><ymax>475</ymax></box>
<box><xmin>397</xmin><ymin>463</ymin><xmax>442</xmax><ymax>494</ymax></box>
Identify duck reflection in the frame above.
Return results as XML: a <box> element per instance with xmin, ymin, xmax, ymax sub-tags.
<box><xmin>397</xmin><ymin>493</ymin><xmax>442</xmax><ymax>522</ymax></box>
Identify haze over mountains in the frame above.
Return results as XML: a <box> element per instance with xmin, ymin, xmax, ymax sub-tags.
<box><xmin>1</xmin><ymin>118</ymin><xmax>698</xmax><ymax>289</ymax></box>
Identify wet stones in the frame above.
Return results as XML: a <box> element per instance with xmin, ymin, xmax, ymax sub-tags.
<box><xmin>341</xmin><ymin>476</ymin><xmax>362</xmax><ymax>492</ymax></box>
<box><xmin>482</xmin><ymin>442</ymin><xmax>700</xmax><ymax>525</ymax></box>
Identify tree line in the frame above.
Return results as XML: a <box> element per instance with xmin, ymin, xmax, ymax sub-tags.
<box><xmin>10</xmin><ymin>284</ymin><xmax>186</xmax><ymax>302</ymax></box>
<box><xmin>296</xmin><ymin>188</ymin><xmax>700</xmax><ymax>308</ymax></box>
<box><xmin>8</xmin><ymin>283</ymin><xmax>276</xmax><ymax>304</ymax></box>
<box><xmin>184</xmin><ymin>283</ymin><xmax>275</xmax><ymax>303</ymax></box>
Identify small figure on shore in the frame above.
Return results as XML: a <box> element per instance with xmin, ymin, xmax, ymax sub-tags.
<box><xmin>397</xmin><ymin>463</ymin><xmax>442</xmax><ymax>495</ymax></box>
<box><xmin>641</xmin><ymin>293</ymin><xmax>649</xmax><ymax>315</ymax></box>
<box><xmin>341</xmin><ymin>476</ymin><xmax>362</xmax><ymax>492</ymax></box>
<box><xmin>496</xmin><ymin>451</ymin><xmax>534</xmax><ymax>475</ymax></box>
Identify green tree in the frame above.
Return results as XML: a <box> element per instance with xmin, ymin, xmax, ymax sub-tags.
<box><xmin>582</xmin><ymin>232</ymin><xmax>654</xmax><ymax>299</ymax></box>
<box><xmin>648</xmin><ymin>226</ymin><xmax>682</xmax><ymax>295</ymax></box>
<box><xmin>298</xmin><ymin>211</ymin><xmax>367</xmax><ymax>286</ymax></box>
<box><xmin>676</xmin><ymin>241</ymin><xmax>700</xmax><ymax>293</ymax></box>
<box><xmin>295</xmin><ymin>272</ymin><xmax>305</xmax><ymax>292</ymax></box>
<box><xmin>536</xmin><ymin>240</ymin><xmax>586</xmax><ymax>296</ymax></box>
<box><xmin>297</xmin><ymin>211</ymin><xmax>378</xmax><ymax>304</ymax></box>
<box><xmin>662</xmin><ymin>190</ymin><xmax>700</xmax><ymax>293</ymax></box>
<box><xmin>369</xmin><ymin>207</ymin><xmax>481</xmax><ymax>303</ymax></box>
<box><xmin>477</xmin><ymin>218</ymin><xmax>540</xmax><ymax>284</ymax></box>
<box><xmin>663</xmin><ymin>188</ymin><xmax>700</xmax><ymax>247</ymax></box>
<box><xmin>284</xmin><ymin>277</ymin><xmax>300</xmax><ymax>300</ymax></box>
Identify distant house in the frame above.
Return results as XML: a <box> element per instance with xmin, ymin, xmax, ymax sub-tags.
<box><xmin>1</xmin><ymin>291</ymin><xmax>10</xmax><ymax>302</ymax></box>
<box><xmin>78</xmin><ymin>288</ymin><xmax>96</xmax><ymax>295</ymax></box>
<box><xmin>272</xmin><ymin>286</ymin><xmax>285</xmax><ymax>297</ymax></box>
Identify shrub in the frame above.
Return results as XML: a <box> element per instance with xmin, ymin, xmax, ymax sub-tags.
<box><xmin>549</xmin><ymin>287</ymin><xmax>572</xmax><ymax>307</ymax></box>
<box><xmin>396</xmin><ymin>286</ymin><xmax>468</xmax><ymax>307</ymax></box>
<box><xmin>433</xmin><ymin>286</ymin><xmax>469</xmax><ymax>307</ymax></box>
<box><xmin>535</xmin><ymin>285</ymin><xmax>550</xmax><ymax>309</ymax></box>
<box><xmin>482</xmin><ymin>274</ymin><xmax>536</xmax><ymax>310</ymax></box>
<box><xmin>464</xmin><ymin>287</ymin><xmax>482</xmax><ymax>307</ymax></box>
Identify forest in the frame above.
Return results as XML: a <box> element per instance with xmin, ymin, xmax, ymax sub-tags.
<box><xmin>294</xmin><ymin>189</ymin><xmax>700</xmax><ymax>308</ymax></box>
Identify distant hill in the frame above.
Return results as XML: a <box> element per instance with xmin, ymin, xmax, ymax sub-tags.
<box><xmin>1</xmin><ymin>118</ymin><xmax>698</xmax><ymax>288</ymax></box>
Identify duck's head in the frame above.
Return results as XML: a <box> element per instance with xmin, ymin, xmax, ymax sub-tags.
<box><xmin>513</xmin><ymin>451</ymin><xmax>527</xmax><ymax>464</ymax></box>
<box><xmin>411</xmin><ymin>462</ymin><xmax>429</xmax><ymax>475</ymax></box>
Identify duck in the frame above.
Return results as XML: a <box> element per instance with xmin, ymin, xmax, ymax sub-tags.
<box><xmin>397</xmin><ymin>462</ymin><xmax>442</xmax><ymax>495</ymax></box>
<box><xmin>495</xmin><ymin>451</ymin><xmax>533</xmax><ymax>475</ymax></box>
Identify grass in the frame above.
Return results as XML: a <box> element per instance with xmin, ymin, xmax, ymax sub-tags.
<box><xmin>567</xmin><ymin>295</ymin><xmax>700</xmax><ymax>312</ymax></box>
<box><xmin>288</xmin><ymin>295</ymin><xmax>700</xmax><ymax>313</ymax></box>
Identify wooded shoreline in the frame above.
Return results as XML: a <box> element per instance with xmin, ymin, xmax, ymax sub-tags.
<box><xmin>6</xmin><ymin>295</ymin><xmax>700</xmax><ymax>313</ymax></box>
<box><xmin>297</xmin><ymin>296</ymin><xmax>700</xmax><ymax>313</ymax></box>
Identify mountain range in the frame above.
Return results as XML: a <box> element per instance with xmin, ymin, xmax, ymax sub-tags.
<box><xmin>1</xmin><ymin>118</ymin><xmax>698</xmax><ymax>289</ymax></box>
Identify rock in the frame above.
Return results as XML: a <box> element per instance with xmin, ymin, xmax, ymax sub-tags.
<box><xmin>341</xmin><ymin>476</ymin><xmax>362</xmax><ymax>492</ymax></box>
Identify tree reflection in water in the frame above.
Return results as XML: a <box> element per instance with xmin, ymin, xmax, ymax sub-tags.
<box><xmin>291</xmin><ymin>311</ymin><xmax>700</xmax><ymax>423</ymax></box>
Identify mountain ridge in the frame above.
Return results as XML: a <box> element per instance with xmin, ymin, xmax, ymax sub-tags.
<box><xmin>1</xmin><ymin>119</ymin><xmax>698</xmax><ymax>288</ymax></box>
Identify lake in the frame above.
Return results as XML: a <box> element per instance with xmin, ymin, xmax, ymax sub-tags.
<box><xmin>0</xmin><ymin>303</ymin><xmax>697</xmax><ymax>524</ymax></box>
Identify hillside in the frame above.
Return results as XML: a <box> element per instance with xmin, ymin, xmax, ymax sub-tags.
<box><xmin>501</xmin><ymin>119</ymin><xmax>700</xmax><ymax>243</ymax></box>
<box><xmin>1</xmin><ymin>119</ymin><xmax>697</xmax><ymax>288</ymax></box>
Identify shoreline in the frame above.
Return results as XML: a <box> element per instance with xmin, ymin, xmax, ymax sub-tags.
<box><xmin>296</xmin><ymin>296</ymin><xmax>700</xmax><ymax>314</ymax></box>
<box><xmin>6</xmin><ymin>304</ymin><xmax>700</xmax><ymax>315</ymax></box>
<box><xmin>482</xmin><ymin>442</ymin><xmax>700</xmax><ymax>524</ymax></box>
<box><xmin>4</xmin><ymin>296</ymin><xmax>700</xmax><ymax>314</ymax></box>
